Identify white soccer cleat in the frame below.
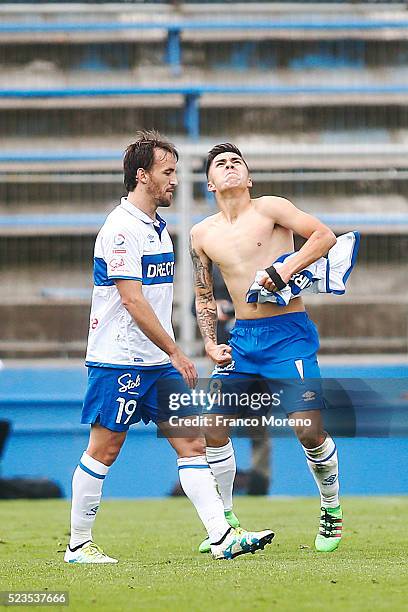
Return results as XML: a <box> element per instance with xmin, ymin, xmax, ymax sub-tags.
<box><xmin>64</xmin><ymin>541</ymin><xmax>118</xmax><ymax>564</ymax></box>
<box><xmin>211</xmin><ymin>527</ymin><xmax>274</xmax><ymax>560</ymax></box>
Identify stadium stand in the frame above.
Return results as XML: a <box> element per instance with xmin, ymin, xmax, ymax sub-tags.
<box><xmin>0</xmin><ymin>0</ymin><xmax>407</xmax><ymax>357</ymax></box>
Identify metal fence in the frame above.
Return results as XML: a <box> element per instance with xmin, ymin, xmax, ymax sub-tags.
<box><xmin>0</xmin><ymin>3</ymin><xmax>407</xmax><ymax>357</ymax></box>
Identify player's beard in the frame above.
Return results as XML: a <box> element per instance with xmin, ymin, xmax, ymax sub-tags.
<box><xmin>147</xmin><ymin>183</ymin><xmax>173</xmax><ymax>208</ymax></box>
<box><xmin>156</xmin><ymin>195</ymin><xmax>172</xmax><ymax>208</ymax></box>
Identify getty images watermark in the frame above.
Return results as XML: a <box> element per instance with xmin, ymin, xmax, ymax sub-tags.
<box><xmin>166</xmin><ymin>385</ymin><xmax>312</xmax><ymax>429</ymax></box>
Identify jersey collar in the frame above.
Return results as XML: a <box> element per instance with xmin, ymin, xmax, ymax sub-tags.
<box><xmin>120</xmin><ymin>197</ymin><xmax>167</xmax><ymax>238</ymax></box>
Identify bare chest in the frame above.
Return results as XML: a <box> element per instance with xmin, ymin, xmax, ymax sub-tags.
<box><xmin>203</xmin><ymin>219</ymin><xmax>293</xmax><ymax>271</ymax></box>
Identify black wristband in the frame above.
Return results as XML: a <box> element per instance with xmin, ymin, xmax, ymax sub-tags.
<box><xmin>264</xmin><ymin>265</ymin><xmax>287</xmax><ymax>290</ymax></box>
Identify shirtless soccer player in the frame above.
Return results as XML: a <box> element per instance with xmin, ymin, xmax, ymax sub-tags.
<box><xmin>190</xmin><ymin>143</ymin><xmax>343</xmax><ymax>554</ymax></box>
<box><xmin>64</xmin><ymin>132</ymin><xmax>273</xmax><ymax>563</ymax></box>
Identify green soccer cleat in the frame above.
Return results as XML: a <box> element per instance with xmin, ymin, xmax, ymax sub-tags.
<box><xmin>198</xmin><ymin>510</ymin><xmax>240</xmax><ymax>553</ymax></box>
<box><xmin>64</xmin><ymin>541</ymin><xmax>118</xmax><ymax>564</ymax></box>
<box><xmin>315</xmin><ymin>505</ymin><xmax>343</xmax><ymax>552</ymax></box>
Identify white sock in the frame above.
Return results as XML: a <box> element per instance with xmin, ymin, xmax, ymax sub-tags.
<box><xmin>206</xmin><ymin>439</ymin><xmax>236</xmax><ymax>512</ymax></box>
<box><xmin>69</xmin><ymin>452</ymin><xmax>109</xmax><ymax>549</ymax></box>
<box><xmin>302</xmin><ymin>435</ymin><xmax>340</xmax><ymax>508</ymax></box>
<box><xmin>177</xmin><ymin>456</ymin><xmax>231</xmax><ymax>544</ymax></box>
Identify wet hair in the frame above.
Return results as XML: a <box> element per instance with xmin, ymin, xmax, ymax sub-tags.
<box><xmin>123</xmin><ymin>129</ymin><xmax>178</xmax><ymax>192</ymax></box>
<box><xmin>205</xmin><ymin>142</ymin><xmax>248</xmax><ymax>177</ymax></box>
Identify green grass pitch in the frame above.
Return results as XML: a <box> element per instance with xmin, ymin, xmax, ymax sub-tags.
<box><xmin>0</xmin><ymin>497</ymin><xmax>407</xmax><ymax>612</ymax></box>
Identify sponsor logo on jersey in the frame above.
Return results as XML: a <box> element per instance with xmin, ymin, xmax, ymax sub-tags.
<box><xmin>113</xmin><ymin>249</ymin><xmax>127</xmax><ymax>254</ymax></box>
<box><xmin>147</xmin><ymin>261</ymin><xmax>175</xmax><ymax>278</ymax></box>
<box><xmin>290</xmin><ymin>270</ymin><xmax>314</xmax><ymax>295</ymax></box>
<box><xmin>90</xmin><ymin>317</ymin><xmax>99</xmax><ymax>330</ymax></box>
<box><xmin>118</xmin><ymin>372</ymin><xmax>141</xmax><ymax>395</ymax></box>
<box><xmin>147</xmin><ymin>234</ymin><xmax>156</xmax><ymax>243</ymax></box>
<box><xmin>114</xmin><ymin>233</ymin><xmax>126</xmax><ymax>246</ymax></box>
<box><xmin>109</xmin><ymin>257</ymin><xmax>125</xmax><ymax>270</ymax></box>
<box><xmin>142</xmin><ymin>252</ymin><xmax>175</xmax><ymax>285</ymax></box>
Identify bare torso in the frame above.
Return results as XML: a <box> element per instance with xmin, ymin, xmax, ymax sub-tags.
<box><xmin>198</xmin><ymin>197</ymin><xmax>305</xmax><ymax>319</ymax></box>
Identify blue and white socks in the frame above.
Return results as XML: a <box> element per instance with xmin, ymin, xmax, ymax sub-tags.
<box><xmin>303</xmin><ymin>435</ymin><xmax>339</xmax><ymax>508</ymax></box>
<box><xmin>69</xmin><ymin>452</ymin><xmax>109</xmax><ymax>549</ymax></box>
<box><xmin>177</xmin><ymin>456</ymin><xmax>230</xmax><ymax>543</ymax></box>
<box><xmin>206</xmin><ymin>439</ymin><xmax>236</xmax><ymax>512</ymax></box>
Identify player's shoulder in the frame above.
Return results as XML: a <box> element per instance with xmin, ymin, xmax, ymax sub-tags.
<box><xmin>253</xmin><ymin>195</ymin><xmax>294</xmax><ymax>214</ymax></box>
<box><xmin>105</xmin><ymin>202</ymin><xmax>132</xmax><ymax>223</ymax></box>
<box><xmin>102</xmin><ymin>204</ymin><xmax>142</xmax><ymax>234</ymax></box>
<box><xmin>190</xmin><ymin>212</ymin><xmax>222</xmax><ymax>239</ymax></box>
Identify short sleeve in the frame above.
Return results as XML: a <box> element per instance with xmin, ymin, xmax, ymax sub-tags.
<box><xmin>102</xmin><ymin>227</ymin><xmax>144</xmax><ymax>281</ymax></box>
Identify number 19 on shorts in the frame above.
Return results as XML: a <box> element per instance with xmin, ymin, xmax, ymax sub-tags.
<box><xmin>115</xmin><ymin>397</ymin><xmax>137</xmax><ymax>425</ymax></box>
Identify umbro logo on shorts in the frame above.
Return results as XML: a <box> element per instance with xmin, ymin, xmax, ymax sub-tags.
<box><xmin>302</xmin><ymin>390</ymin><xmax>316</xmax><ymax>402</ymax></box>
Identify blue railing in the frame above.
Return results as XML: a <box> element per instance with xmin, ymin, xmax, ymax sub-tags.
<box><xmin>2</xmin><ymin>84</ymin><xmax>408</xmax><ymax>137</ymax></box>
<box><xmin>0</xmin><ymin>212</ymin><xmax>406</xmax><ymax>231</ymax></box>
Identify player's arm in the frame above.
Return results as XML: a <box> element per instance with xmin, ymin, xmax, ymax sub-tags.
<box><xmin>189</xmin><ymin>227</ymin><xmax>231</xmax><ymax>366</ymax></box>
<box><xmin>115</xmin><ymin>279</ymin><xmax>197</xmax><ymax>388</ymax></box>
<box><xmin>260</xmin><ymin>197</ymin><xmax>337</xmax><ymax>290</ymax></box>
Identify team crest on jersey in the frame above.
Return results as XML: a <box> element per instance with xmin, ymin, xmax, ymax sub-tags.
<box><xmin>118</xmin><ymin>373</ymin><xmax>141</xmax><ymax>395</ymax></box>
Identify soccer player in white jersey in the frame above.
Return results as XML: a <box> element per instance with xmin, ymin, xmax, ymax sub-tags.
<box><xmin>64</xmin><ymin>131</ymin><xmax>274</xmax><ymax>563</ymax></box>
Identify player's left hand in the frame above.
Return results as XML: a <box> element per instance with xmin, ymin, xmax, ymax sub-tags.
<box><xmin>206</xmin><ymin>342</ymin><xmax>232</xmax><ymax>367</ymax></box>
<box><xmin>258</xmin><ymin>273</ymin><xmax>277</xmax><ymax>292</ymax></box>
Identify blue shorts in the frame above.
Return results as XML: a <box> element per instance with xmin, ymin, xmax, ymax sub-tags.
<box><xmin>81</xmin><ymin>364</ymin><xmax>194</xmax><ymax>432</ymax></box>
<box><xmin>211</xmin><ymin>312</ymin><xmax>324</xmax><ymax>415</ymax></box>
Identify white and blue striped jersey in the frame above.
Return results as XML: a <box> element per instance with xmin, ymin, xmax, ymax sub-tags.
<box><xmin>85</xmin><ymin>197</ymin><xmax>175</xmax><ymax>368</ymax></box>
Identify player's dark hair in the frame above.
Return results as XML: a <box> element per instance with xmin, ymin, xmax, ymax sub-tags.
<box><xmin>123</xmin><ymin>130</ymin><xmax>179</xmax><ymax>192</ymax></box>
<box><xmin>205</xmin><ymin>143</ymin><xmax>248</xmax><ymax>177</ymax></box>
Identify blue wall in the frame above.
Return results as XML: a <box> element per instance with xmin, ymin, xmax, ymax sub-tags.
<box><xmin>0</xmin><ymin>364</ymin><xmax>407</xmax><ymax>498</ymax></box>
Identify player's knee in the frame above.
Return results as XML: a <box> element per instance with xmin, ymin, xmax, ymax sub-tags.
<box><xmin>88</xmin><ymin>446</ymin><xmax>118</xmax><ymax>466</ymax></box>
<box><xmin>177</xmin><ymin>438</ymin><xmax>206</xmax><ymax>457</ymax></box>
<box><xmin>205</xmin><ymin>434</ymin><xmax>229</xmax><ymax>448</ymax></box>
<box><xmin>295</xmin><ymin>426</ymin><xmax>324</xmax><ymax>449</ymax></box>
<box><xmin>88</xmin><ymin>437</ymin><xmax>124</xmax><ymax>466</ymax></box>
<box><xmin>102</xmin><ymin>444</ymin><xmax>122</xmax><ymax>465</ymax></box>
